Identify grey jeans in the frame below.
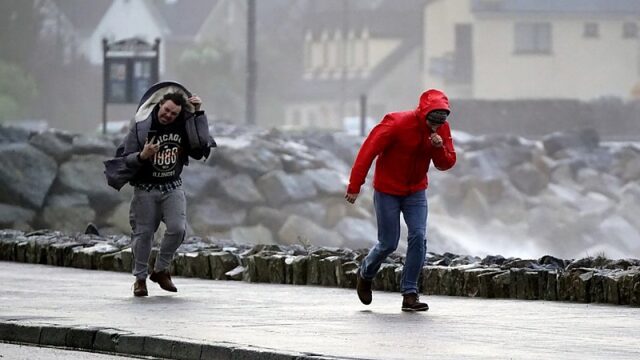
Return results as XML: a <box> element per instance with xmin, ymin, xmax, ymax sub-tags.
<box><xmin>129</xmin><ymin>187</ymin><xmax>186</xmax><ymax>280</ymax></box>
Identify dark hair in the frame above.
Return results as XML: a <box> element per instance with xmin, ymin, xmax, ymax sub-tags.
<box><xmin>161</xmin><ymin>93</ymin><xmax>187</xmax><ymax>108</ymax></box>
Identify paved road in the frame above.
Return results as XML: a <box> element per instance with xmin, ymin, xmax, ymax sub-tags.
<box><xmin>0</xmin><ymin>343</ymin><xmax>141</xmax><ymax>360</ymax></box>
<box><xmin>1</xmin><ymin>261</ymin><xmax>639</xmax><ymax>359</ymax></box>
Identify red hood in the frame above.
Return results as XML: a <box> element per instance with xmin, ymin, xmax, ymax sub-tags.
<box><xmin>416</xmin><ymin>89</ymin><xmax>450</xmax><ymax>121</ymax></box>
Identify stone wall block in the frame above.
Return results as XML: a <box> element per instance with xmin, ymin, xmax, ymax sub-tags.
<box><xmin>447</xmin><ymin>268</ymin><xmax>463</xmax><ymax>297</ymax></box>
<box><xmin>113</xmin><ymin>249</ymin><xmax>133</xmax><ymax>273</ymax></box>
<box><xmin>464</xmin><ymin>269</ymin><xmax>501</xmax><ymax>298</ymax></box>
<box><xmin>477</xmin><ymin>270</ymin><xmax>503</xmax><ymax>298</ymax></box>
<box><xmin>619</xmin><ymin>273</ymin><xmax>637</xmax><ymax>305</ymax></box>
<box><xmin>25</xmin><ymin>240</ymin><xmax>43</xmax><ymax>264</ymax></box>
<box><xmin>571</xmin><ymin>269</ymin><xmax>593</xmax><ymax>303</ymax></box>
<box><xmin>70</xmin><ymin>247</ymin><xmax>95</xmax><ymax>269</ymax></box>
<box><xmin>341</xmin><ymin>261</ymin><xmax>358</xmax><ymax>288</ymax></box>
<box><xmin>15</xmin><ymin>241</ymin><xmax>28</xmax><ymax>263</ymax></box>
<box><xmin>0</xmin><ymin>239</ymin><xmax>17</xmax><ymax>261</ymax></box>
<box><xmin>48</xmin><ymin>242</ymin><xmax>81</xmax><ymax>267</ymax></box>
<box><xmin>463</xmin><ymin>269</ymin><xmax>484</xmax><ymax>297</ymax></box>
<box><xmin>543</xmin><ymin>271</ymin><xmax>558</xmax><ymax>301</ymax></box>
<box><xmin>372</xmin><ymin>264</ymin><xmax>397</xmax><ymax>292</ymax></box>
<box><xmin>524</xmin><ymin>271</ymin><xmax>540</xmax><ymax>300</ymax></box>
<box><xmin>268</xmin><ymin>255</ymin><xmax>286</xmax><ymax>284</ymax></box>
<box><xmin>288</xmin><ymin>255</ymin><xmax>308</xmax><ymax>285</ymax></box>
<box><xmin>209</xmin><ymin>251</ymin><xmax>239</xmax><ymax>280</ymax></box>
<box><xmin>244</xmin><ymin>254</ymin><xmax>271</xmax><ymax>283</ymax></box>
<box><xmin>603</xmin><ymin>274</ymin><xmax>620</xmax><ymax>305</ymax></box>
<box><xmin>99</xmin><ymin>252</ymin><xmax>117</xmax><ymax>271</ymax></box>
<box><xmin>492</xmin><ymin>271</ymin><xmax>511</xmax><ymax>298</ymax></box>
<box><xmin>589</xmin><ymin>274</ymin><xmax>606</xmax><ymax>304</ymax></box>
<box><xmin>306</xmin><ymin>255</ymin><xmax>321</xmax><ymax>285</ymax></box>
<box><xmin>556</xmin><ymin>273</ymin><xmax>569</xmax><ymax>301</ymax></box>
<box><xmin>318</xmin><ymin>256</ymin><xmax>340</xmax><ymax>287</ymax></box>
<box><xmin>535</xmin><ymin>270</ymin><xmax>548</xmax><ymax>300</ymax></box>
<box><xmin>422</xmin><ymin>267</ymin><xmax>440</xmax><ymax>295</ymax></box>
<box><xmin>182</xmin><ymin>253</ymin><xmax>212</xmax><ymax>279</ymax></box>
<box><xmin>435</xmin><ymin>268</ymin><xmax>449</xmax><ymax>295</ymax></box>
<box><xmin>630</xmin><ymin>274</ymin><xmax>640</xmax><ymax>307</ymax></box>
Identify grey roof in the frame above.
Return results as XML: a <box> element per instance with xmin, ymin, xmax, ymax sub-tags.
<box><xmin>152</xmin><ymin>0</ymin><xmax>218</xmax><ymax>38</ymax></box>
<box><xmin>52</xmin><ymin>0</ymin><xmax>112</xmax><ymax>32</ymax></box>
<box><xmin>472</xmin><ymin>0</ymin><xmax>640</xmax><ymax>14</ymax></box>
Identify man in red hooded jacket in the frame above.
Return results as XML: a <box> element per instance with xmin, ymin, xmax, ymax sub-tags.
<box><xmin>345</xmin><ymin>89</ymin><xmax>456</xmax><ymax>311</ymax></box>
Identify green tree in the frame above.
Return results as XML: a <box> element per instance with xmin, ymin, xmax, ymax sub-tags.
<box><xmin>0</xmin><ymin>61</ymin><xmax>38</xmax><ymax>122</ymax></box>
<box><xmin>0</xmin><ymin>0</ymin><xmax>44</xmax><ymax>122</ymax></box>
<box><xmin>0</xmin><ymin>0</ymin><xmax>42</xmax><ymax>70</ymax></box>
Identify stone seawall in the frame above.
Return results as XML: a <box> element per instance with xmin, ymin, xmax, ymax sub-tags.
<box><xmin>2</xmin><ymin>229</ymin><xmax>639</xmax><ymax>306</ymax></box>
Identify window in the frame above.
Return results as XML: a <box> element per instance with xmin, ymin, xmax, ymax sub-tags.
<box><xmin>583</xmin><ymin>22</ymin><xmax>599</xmax><ymax>38</ymax></box>
<box><xmin>303</xmin><ymin>31</ymin><xmax>313</xmax><ymax>71</ymax></box>
<box><xmin>623</xmin><ymin>22</ymin><xmax>638</xmax><ymax>39</ymax></box>
<box><xmin>514</xmin><ymin>22</ymin><xmax>552</xmax><ymax>54</ymax></box>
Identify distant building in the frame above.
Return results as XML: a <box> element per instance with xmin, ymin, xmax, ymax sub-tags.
<box><xmin>281</xmin><ymin>0</ymin><xmax>427</xmax><ymax>131</ymax></box>
<box><xmin>424</xmin><ymin>0</ymin><xmax>640</xmax><ymax>100</ymax></box>
<box><xmin>48</xmin><ymin>0</ymin><xmax>216</xmax><ymax>70</ymax></box>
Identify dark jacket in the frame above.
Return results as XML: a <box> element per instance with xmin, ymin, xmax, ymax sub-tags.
<box><xmin>347</xmin><ymin>89</ymin><xmax>456</xmax><ymax>196</ymax></box>
<box><xmin>104</xmin><ymin>109</ymin><xmax>214</xmax><ymax>190</ymax></box>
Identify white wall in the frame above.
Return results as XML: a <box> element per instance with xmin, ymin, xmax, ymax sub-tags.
<box><xmin>423</xmin><ymin>0</ymin><xmax>640</xmax><ymax>100</ymax></box>
<box><xmin>85</xmin><ymin>0</ymin><xmax>166</xmax><ymax>69</ymax></box>
<box><xmin>474</xmin><ymin>16</ymin><xmax>639</xmax><ymax>100</ymax></box>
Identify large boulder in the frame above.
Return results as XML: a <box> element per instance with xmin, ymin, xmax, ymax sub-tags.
<box><xmin>542</xmin><ymin>128</ymin><xmax>599</xmax><ymax>158</ymax></box>
<box><xmin>509</xmin><ymin>163</ymin><xmax>548</xmax><ymax>196</ymax></box>
<box><xmin>0</xmin><ymin>203</ymin><xmax>35</xmax><ymax>227</ymax></box>
<box><xmin>277</xmin><ymin>215</ymin><xmax>344</xmax><ymax>248</ymax></box>
<box><xmin>189</xmin><ymin>199</ymin><xmax>247</xmax><ymax>234</ymax></box>
<box><xmin>212</xmin><ymin>137</ymin><xmax>283</xmax><ymax>178</ymax></box>
<box><xmin>303</xmin><ymin>168</ymin><xmax>346</xmax><ymax>196</ymax></box>
<box><xmin>219</xmin><ymin>173</ymin><xmax>265</xmax><ymax>204</ymax></box>
<box><xmin>0</xmin><ymin>143</ymin><xmax>57</xmax><ymax>209</ymax></box>
<box><xmin>29</xmin><ymin>130</ymin><xmax>74</xmax><ymax>163</ymax></box>
<box><xmin>256</xmin><ymin>170</ymin><xmax>318</xmax><ymax>207</ymax></box>
<box><xmin>334</xmin><ymin>217</ymin><xmax>377</xmax><ymax>250</ymax></box>
<box><xmin>55</xmin><ymin>154</ymin><xmax>119</xmax><ymax>212</ymax></box>
<box><xmin>230</xmin><ymin>225</ymin><xmax>275</xmax><ymax>246</ymax></box>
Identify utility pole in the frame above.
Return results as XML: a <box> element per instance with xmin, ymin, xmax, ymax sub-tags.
<box><xmin>339</xmin><ymin>0</ymin><xmax>349</xmax><ymax>128</ymax></box>
<box><xmin>246</xmin><ymin>0</ymin><xmax>257</xmax><ymax>125</ymax></box>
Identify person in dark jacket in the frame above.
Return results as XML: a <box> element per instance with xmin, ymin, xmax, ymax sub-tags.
<box><xmin>345</xmin><ymin>89</ymin><xmax>456</xmax><ymax>311</ymax></box>
<box><xmin>118</xmin><ymin>92</ymin><xmax>207</xmax><ymax>297</ymax></box>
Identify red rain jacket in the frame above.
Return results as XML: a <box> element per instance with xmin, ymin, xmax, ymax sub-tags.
<box><xmin>347</xmin><ymin>89</ymin><xmax>456</xmax><ymax>196</ymax></box>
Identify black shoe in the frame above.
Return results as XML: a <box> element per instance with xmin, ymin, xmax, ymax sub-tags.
<box><xmin>150</xmin><ymin>270</ymin><xmax>177</xmax><ymax>292</ymax></box>
<box><xmin>356</xmin><ymin>272</ymin><xmax>372</xmax><ymax>305</ymax></box>
<box><xmin>401</xmin><ymin>293</ymin><xmax>429</xmax><ymax>312</ymax></box>
<box><xmin>133</xmin><ymin>279</ymin><xmax>148</xmax><ymax>297</ymax></box>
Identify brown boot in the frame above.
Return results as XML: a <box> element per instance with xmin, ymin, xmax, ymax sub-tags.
<box><xmin>356</xmin><ymin>272</ymin><xmax>372</xmax><ymax>305</ymax></box>
<box><xmin>401</xmin><ymin>293</ymin><xmax>429</xmax><ymax>312</ymax></box>
<box><xmin>133</xmin><ymin>279</ymin><xmax>148</xmax><ymax>297</ymax></box>
<box><xmin>150</xmin><ymin>270</ymin><xmax>177</xmax><ymax>292</ymax></box>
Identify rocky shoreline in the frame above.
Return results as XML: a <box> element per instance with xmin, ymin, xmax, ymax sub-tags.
<box><xmin>1</xmin><ymin>123</ymin><xmax>640</xmax><ymax>259</ymax></box>
<box><xmin>1</xmin><ymin>229</ymin><xmax>639</xmax><ymax>306</ymax></box>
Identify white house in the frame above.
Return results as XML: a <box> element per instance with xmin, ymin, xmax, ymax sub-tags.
<box><xmin>423</xmin><ymin>0</ymin><xmax>640</xmax><ymax>100</ymax></box>
<box><xmin>84</xmin><ymin>0</ymin><xmax>169</xmax><ymax>69</ymax></box>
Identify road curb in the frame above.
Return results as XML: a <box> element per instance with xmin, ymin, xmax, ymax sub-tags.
<box><xmin>0</xmin><ymin>321</ymin><xmax>341</xmax><ymax>359</ymax></box>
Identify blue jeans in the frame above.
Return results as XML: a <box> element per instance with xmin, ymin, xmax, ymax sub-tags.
<box><xmin>360</xmin><ymin>190</ymin><xmax>427</xmax><ymax>294</ymax></box>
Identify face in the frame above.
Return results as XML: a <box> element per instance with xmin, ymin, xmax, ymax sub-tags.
<box><xmin>158</xmin><ymin>100</ymin><xmax>182</xmax><ymax>125</ymax></box>
<box><xmin>427</xmin><ymin>120</ymin><xmax>443</xmax><ymax>131</ymax></box>
<box><xmin>426</xmin><ymin>110</ymin><xmax>448</xmax><ymax>130</ymax></box>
